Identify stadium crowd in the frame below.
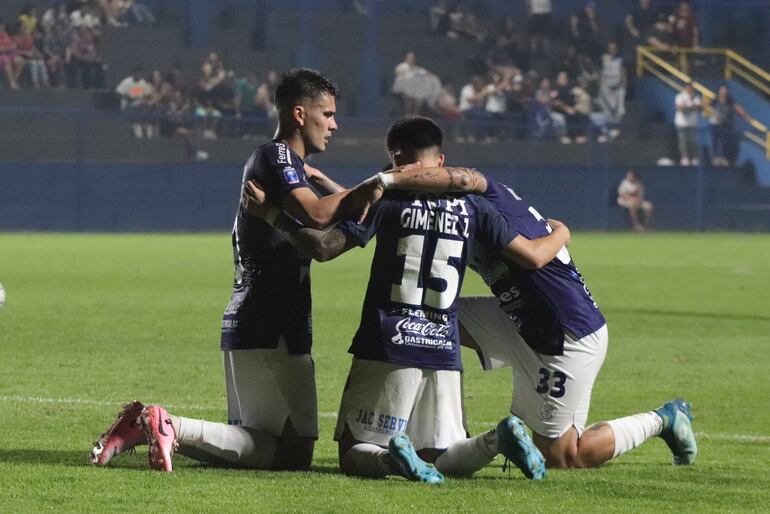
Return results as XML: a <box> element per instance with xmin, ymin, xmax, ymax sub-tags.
<box><xmin>392</xmin><ymin>0</ymin><xmax>705</xmax><ymax>145</ymax></box>
<box><xmin>0</xmin><ymin>1</ymin><xmax>154</xmax><ymax>90</ymax></box>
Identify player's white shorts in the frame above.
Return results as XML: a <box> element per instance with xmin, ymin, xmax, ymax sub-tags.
<box><xmin>223</xmin><ymin>339</ymin><xmax>318</xmax><ymax>439</ymax></box>
<box><xmin>458</xmin><ymin>296</ymin><xmax>608</xmax><ymax>439</ymax></box>
<box><xmin>333</xmin><ymin>358</ymin><xmax>466</xmax><ymax>451</ymax></box>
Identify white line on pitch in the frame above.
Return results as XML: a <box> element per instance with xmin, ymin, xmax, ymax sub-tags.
<box><xmin>3</xmin><ymin>395</ymin><xmax>770</xmax><ymax>442</ymax></box>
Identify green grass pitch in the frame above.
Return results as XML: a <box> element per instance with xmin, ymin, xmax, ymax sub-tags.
<box><xmin>1</xmin><ymin>232</ymin><xmax>769</xmax><ymax>512</ymax></box>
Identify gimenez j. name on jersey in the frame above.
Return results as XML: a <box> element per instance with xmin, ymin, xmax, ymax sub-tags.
<box><xmin>399</xmin><ymin>196</ymin><xmax>471</xmax><ymax>238</ymax></box>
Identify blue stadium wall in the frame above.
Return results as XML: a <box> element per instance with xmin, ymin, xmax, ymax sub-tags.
<box><xmin>2</xmin><ymin>163</ymin><xmax>768</xmax><ymax>232</ymax></box>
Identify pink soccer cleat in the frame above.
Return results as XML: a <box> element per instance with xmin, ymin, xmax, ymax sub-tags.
<box><xmin>90</xmin><ymin>401</ymin><xmax>146</xmax><ymax>465</ymax></box>
<box><xmin>140</xmin><ymin>405</ymin><xmax>178</xmax><ymax>472</ymax></box>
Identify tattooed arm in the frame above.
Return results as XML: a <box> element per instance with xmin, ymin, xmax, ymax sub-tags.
<box><xmin>242</xmin><ymin>180</ymin><xmax>359</xmax><ymax>262</ymax></box>
<box><xmin>385</xmin><ymin>166</ymin><xmax>488</xmax><ymax>194</ymax></box>
<box><xmin>273</xmin><ymin>218</ymin><xmax>359</xmax><ymax>262</ymax></box>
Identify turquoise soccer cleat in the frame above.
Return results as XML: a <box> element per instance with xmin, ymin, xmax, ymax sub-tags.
<box><xmin>655</xmin><ymin>399</ymin><xmax>698</xmax><ymax>465</ymax></box>
<box><xmin>497</xmin><ymin>415</ymin><xmax>546</xmax><ymax>480</ymax></box>
<box><xmin>388</xmin><ymin>434</ymin><xmax>445</xmax><ymax>484</ymax></box>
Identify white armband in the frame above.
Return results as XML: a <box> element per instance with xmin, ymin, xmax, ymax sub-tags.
<box><xmin>376</xmin><ymin>172</ymin><xmax>395</xmax><ymax>190</ymax></box>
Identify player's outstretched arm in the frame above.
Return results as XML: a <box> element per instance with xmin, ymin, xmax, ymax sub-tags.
<box><xmin>282</xmin><ymin>176</ymin><xmax>382</xmax><ymax>229</ymax></box>
<box><xmin>242</xmin><ymin>181</ymin><xmax>358</xmax><ymax>262</ymax></box>
<box><xmin>382</xmin><ymin>166</ymin><xmax>488</xmax><ymax>194</ymax></box>
<box><xmin>502</xmin><ymin>219</ymin><xmax>571</xmax><ymax>270</ymax></box>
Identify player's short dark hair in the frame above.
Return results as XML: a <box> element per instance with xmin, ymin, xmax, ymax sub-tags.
<box><xmin>386</xmin><ymin>116</ymin><xmax>443</xmax><ymax>158</ymax></box>
<box><xmin>274</xmin><ymin>68</ymin><xmax>340</xmax><ymax>113</ymax></box>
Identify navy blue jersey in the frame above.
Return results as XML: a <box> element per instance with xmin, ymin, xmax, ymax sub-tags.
<box><xmin>469</xmin><ymin>179</ymin><xmax>606</xmax><ymax>355</ymax></box>
<box><xmin>221</xmin><ymin>141</ymin><xmax>314</xmax><ymax>354</ymax></box>
<box><xmin>346</xmin><ymin>192</ymin><xmax>518</xmax><ymax>371</ymax></box>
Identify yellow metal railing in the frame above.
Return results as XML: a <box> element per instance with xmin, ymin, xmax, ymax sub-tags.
<box><xmin>637</xmin><ymin>46</ymin><xmax>770</xmax><ymax>159</ymax></box>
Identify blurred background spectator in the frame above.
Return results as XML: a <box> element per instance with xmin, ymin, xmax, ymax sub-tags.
<box><xmin>617</xmin><ymin>170</ymin><xmax>654</xmax><ymax>231</ymax></box>
<box><xmin>706</xmin><ymin>85</ymin><xmax>753</xmax><ymax>167</ymax></box>
<box><xmin>674</xmin><ymin>83</ymin><xmax>701</xmax><ymax>166</ymax></box>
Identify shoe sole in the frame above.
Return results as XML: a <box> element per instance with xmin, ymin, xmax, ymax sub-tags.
<box><xmin>140</xmin><ymin>407</ymin><xmax>175</xmax><ymax>472</ymax></box>
<box><xmin>90</xmin><ymin>401</ymin><xmax>145</xmax><ymax>465</ymax></box>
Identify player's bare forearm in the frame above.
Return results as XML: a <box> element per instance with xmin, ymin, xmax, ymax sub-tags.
<box><xmin>276</xmin><ymin>224</ymin><xmax>356</xmax><ymax>262</ymax></box>
<box><xmin>310</xmin><ymin>174</ymin><xmax>346</xmax><ymax>194</ymax></box>
<box><xmin>304</xmin><ymin>163</ymin><xmax>346</xmax><ymax>194</ymax></box>
<box><xmin>503</xmin><ymin>221</ymin><xmax>570</xmax><ymax>269</ymax></box>
<box><xmin>390</xmin><ymin>167</ymin><xmax>488</xmax><ymax>194</ymax></box>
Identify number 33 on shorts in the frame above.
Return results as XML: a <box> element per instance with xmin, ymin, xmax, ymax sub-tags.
<box><xmin>535</xmin><ymin>368</ymin><xmax>567</xmax><ymax>398</ymax></box>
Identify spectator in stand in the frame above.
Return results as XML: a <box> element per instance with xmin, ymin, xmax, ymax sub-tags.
<box><xmin>570</xmin><ymin>1</ymin><xmax>606</xmax><ymax>62</ymax></box>
<box><xmin>70</xmin><ymin>3</ymin><xmax>102</xmax><ymax>31</ymax></box>
<box><xmin>446</xmin><ymin>2</ymin><xmax>465</xmax><ymax>39</ymax></box>
<box><xmin>459</xmin><ymin>74</ymin><xmax>491</xmax><ymax>142</ymax></box>
<box><xmin>18</xmin><ymin>4</ymin><xmax>40</xmax><ymax>35</ymax></box>
<box><xmin>255</xmin><ymin>69</ymin><xmax>278</xmax><ymax>118</ymax></box>
<box><xmin>483</xmin><ymin>70</ymin><xmax>511</xmax><ymax>141</ymax></box>
<box><xmin>645</xmin><ymin>13</ymin><xmax>674</xmax><ymax>50</ymax></box>
<box><xmin>42</xmin><ymin>21</ymin><xmax>67</xmax><ymax>88</ymax></box>
<box><xmin>617</xmin><ymin>170</ymin><xmax>654</xmax><ymax>231</ymax></box>
<box><xmin>115</xmin><ymin>66</ymin><xmax>153</xmax><ymax>138</ymax></box>
<box><xmin>552</xmin><ymin>71</ymin><xmax>589</xmax><ymax>144</ymax></box>
<box><xmin>673</xmin><ymin>2</ymin><xmax>698</xmax><ymax>49</ymax></box>
<box><xmin>436</xmin><ymin>78</ymin><xmax>460</xmax><ymax>118</ymax></box>
<box><xmin>598</xmin><ymin>41</ymin><xmax>626</xmax><ymax>139</ymax></box>
<box><xmin>15</xmin><ymin>22</ymin><xmax>50</xmax><ymax>88</ymax></box>
<box><xmin>41</xmin><ymin>3</ymin><xmax>69</xmax><ymax>32</ymax></box>
<box><xmin>100</xmin><ymin>0</ymin><xmax>130</xmax><ymax>27</ymax></box>
<box><xmin>429</xmin><ymin>0</ymin><xmax>449</xmax><ymax>36</ymax></box>
<box><xmin>526</xmin><ymin>0</ymin><xmax>552</xmax><ymax>57</ymax></box>
<box><xmin>623</xmin><ymin>0</ymin><xmax>656</xmax><ymax>75</ymax></box>
<box><xmin>235</xmin><ymin>70</ymin><xmax>261</xmax><ymax>138</ymax></box>
<box><xmin>624</xmin><ymin>0</ymin><xmax>656</xmax><ymax>47</ymax></box>
<box><xmin>674</xmin><ymin>83</ymin><xmax>701</xmax><ymax>166</ymax></box>
<box><xmin>0</xmin><ymin>18</ymin><xmax>24</xmax><ymax>89</ymax></box>
<box><xmin>529</xmin><ymin>77</ymin><xmax>566</xmax><ymax>141</ymax></box>
<box><xmin>161</xmin><ymin>88</ymin><xmax>191</xmax><ymax>139</ymax></box>
<box><xmin>145</xmin><ymin>69</ymin><xmax>175</xmax><ymax>137</ymax></box>
<box><xmin>392</xmin><ymin>51</ymin><xmax>441</xmax><ymax>116</ymax></box>
<box><xmin>435</xmin><ymin>78</ymin><xmax>462</xmax><ymax>141</ymax></box>
<box><xmin>197</xmin><ymin>60</ymin><xmax>225</xmax><ymax>106</ymax></box>
<box><xmin>67</xmin><ymin>26</ymin><xmax>104</xmax><ymax>89</ymax></box>
<box><xmin>212</xmin><ymin>70</ymin><xmax>238</xmax><ymax>137</ymax></box>
<box><xmin>707</xmin><ymin>85</ymin><xmax>753</xmax><ymax>167</ymax></box>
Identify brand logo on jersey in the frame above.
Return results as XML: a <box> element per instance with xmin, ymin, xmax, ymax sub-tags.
<box><xmin>391</xmin><ymin>318</ymin><xmax>452</xmax><ymax>350</ymax></box>
<box><xmin>484</xmin><ymin>261</ymin><xmax>509</xmax><ymax>286</ymax></box>
<box><xmin>276</xmin><ymin>143</ymin><xmax>288</xmax><ymax>164</ymax></box>
<box><xmin>356</xmin><ymin>409</ymin><xmax>408</xmax><ymax>436</ymax></box>
<box><xmin>395</xmin><ymin>318</ymin><xmax>450</xmax><ymax>338</ymax></box>
<box><xmin>282</xmin><ymin>166</ymin><xmax>300</xmax><ymax>184</ymax></box>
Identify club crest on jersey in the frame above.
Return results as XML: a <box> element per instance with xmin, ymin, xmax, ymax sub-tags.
<box><xmin>282</xmin><ymin>166</ymin><xmax>300</xmax><ymax>184</ymax></box>
<box><xmin>484</xmin><ymin>261</ymin><xmax>509</xmax><ymax>286</ymax></box>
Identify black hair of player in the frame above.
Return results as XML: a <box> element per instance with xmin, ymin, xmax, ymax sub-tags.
<box><xmin>385</xmin><ymin>116</ymin><xmax>443</xmax><ymax>158</ymax></box>
<box><xmin>274</xmin><ymin>68</ymin><xmax>340</xmax><ymax>114</ymax></box>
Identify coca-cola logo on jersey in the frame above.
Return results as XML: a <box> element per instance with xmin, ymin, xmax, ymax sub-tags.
<box><xmin>395</xmin><ymin>318</ymin><xmax>450</xmax><ymax>338</ymax></box>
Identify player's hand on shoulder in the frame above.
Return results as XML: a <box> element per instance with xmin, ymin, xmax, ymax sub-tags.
<box><xmin>303</xmin><ymin>163</ymin><xmax>325</xmax><ymax>181</ymax></box>
<box><xmin>547</xmin><ymin>218</ymin><xmax>571</xmax><ymax>245</ymax></box>
<box><xmin>241</xmin><ymin>180</ymin><xmax>270</xmax><ymax>218</ymax></box>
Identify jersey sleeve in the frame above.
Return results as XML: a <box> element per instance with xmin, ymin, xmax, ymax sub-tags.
<box><xmin>335</xmin><ymin>202</ymin><xmax>381</xmax><ymax>247</ymax></box>
<box><xmin>473</xmin><ymin>195</ymin><xmax>519</xmax><ymax>252</ymax></box>
<box><xmin>257</xmin><ymin>143</ymin><xmax>311</xmax><ymax>201</ymax></box>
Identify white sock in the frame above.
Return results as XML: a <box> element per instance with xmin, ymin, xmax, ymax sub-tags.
<box><xmin>172</xmin><ymin>415</ymin><xmax>277</xmax><ymax>468</ymax></box>
<box><xmin>606</xmin><ymin>411</ymin><xmax>663</xmax><ymax>458</ymax></box>
<box><xmin>434</xmin><ymin>430</ymin><xmax>497</xmax><ymax>476</ymax></box>
<box><xmin>341</xmin><ymin>443</ymin><xmax>398</xmax><ymax>477</ymax></box>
